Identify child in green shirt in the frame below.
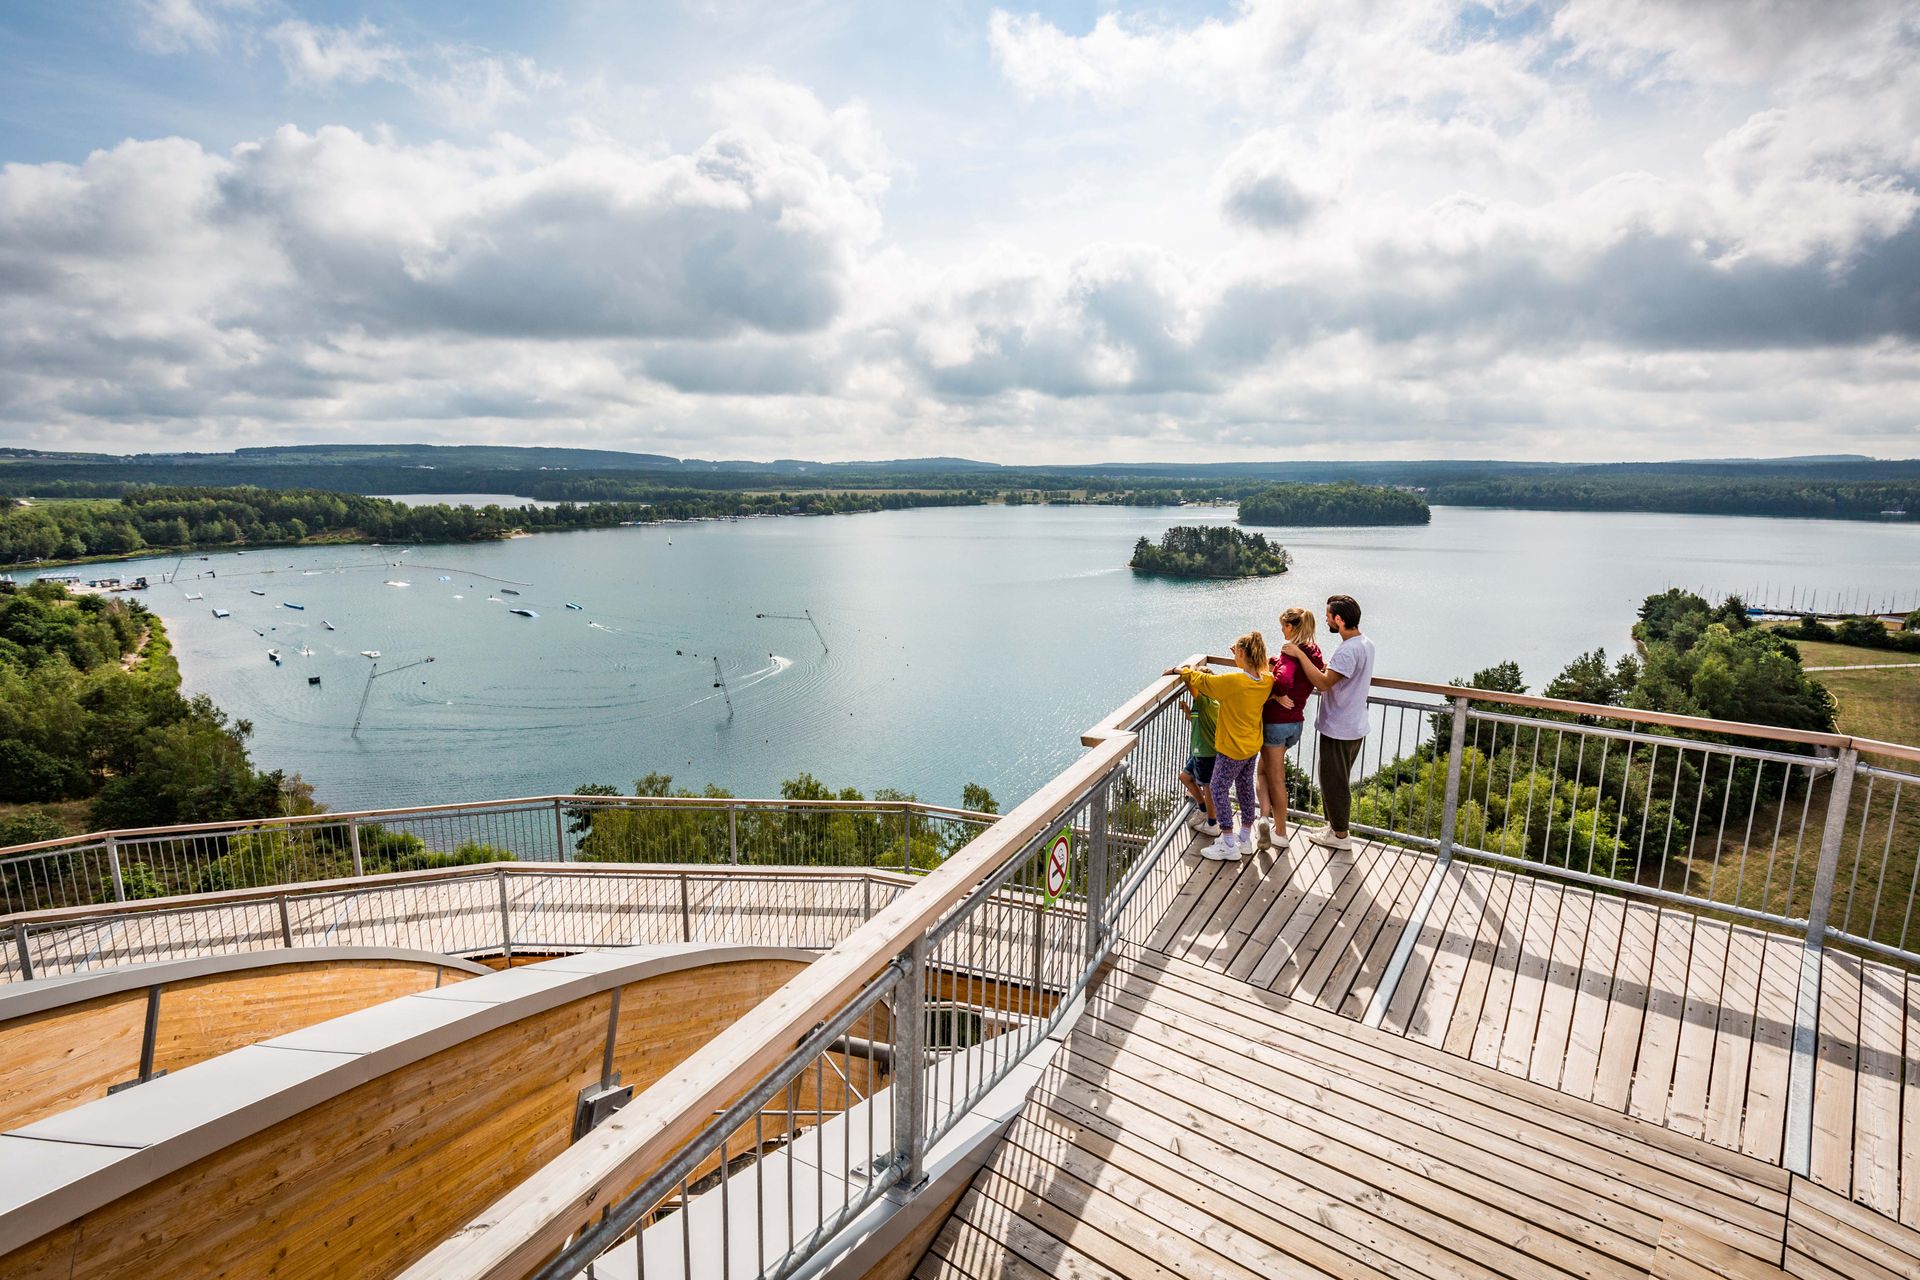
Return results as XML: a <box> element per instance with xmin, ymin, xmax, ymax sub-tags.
<box><xmin>1179</xmin><ymin>691</ymin><xmax>1222</xmax><ymax>837</ymax></box>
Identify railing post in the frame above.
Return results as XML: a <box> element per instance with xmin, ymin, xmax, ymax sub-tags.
<box><xmin>1085</xmin><ymin>785</ymin><xmax>1110</xmax><ymax>961</ymax></box>
<box><xmin>277</xmin><ymin>894</ymin><xmax>294</xmax><ymax>947</ymax></box>
<box><xmin>553</xmin><ymin>798</ymin><xmax>569</xmax><ymax>863</ymax></box>
<box><xmin>679</xmin><ymin>873</ymin><xmax>691</xmax><ymax>941</ymax></box>
<box><xmin>13</xmin><ymin>926</ymin><xmax>32</xmax><ymax>981</ymax></box>
<box><xmin>890</xmin><ymin>937</ymin><xmax>929</xmax><ymax>1189</ymax></box>
<box><xmin>1785</xmin><ymin>747</ymin><xmax>1858</xmax><ymax>1177</ymax></box>
<box><xmin>1363</xmin><ymin>694</ymin><xmax>1470</xmax><ymax>1029</ymax></box>
<box><xmin>1435</xmin><ymin>695</ymin><xmax>1471</xmax><ymax>859</ymax></box>
<box><xmin>900</xmin><ymin>806</ymin><xmax>913</xmax><ymax>871</ymax></box>
<box><xmin>104</xmin><ymin>835</ymin><xmax>126</xmax><ymax>903</ymax></box>
<box><xmin>1803</xmin><ymin>748</ymin><xmax>1858</xmax><ymax>947</ymax></box>
<box><xmin>497</xmin><ymin>867</ymin><xmax>513</xmax><ymax>960</ymax></box>
<box><xmin>347</xmin><ymin>818</ymin><xmax>364</xmax><ymax>878</ymax></box>
<box><xmin>728</xmin><ymin>806</ymin><xmax>739</xmax><ymax>865</ymax></box>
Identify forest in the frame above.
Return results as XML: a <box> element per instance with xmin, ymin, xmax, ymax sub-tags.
<box><xmin>1129</xmin><ymin>526</ymin><xmax>1290</xmax><ymax>578</ymax></box>
<box><xmin>1350</xmin><ymin>589</ymin><xmax>1838</xmax><ymax>884</ymax></box>
<box><xmin>0</xmin><ymin>581</ymin><xmax>305</xmax><ymax>844</ymax></box>
<box><xmin>1238</xmin><ymin>482</ymin><xmax>1432</xmax><ymax>526</ymax></box>
<box><xmin>0</xmin><ymin>485</ymin><xmax>989</xmax><ymax>567</ymax></box>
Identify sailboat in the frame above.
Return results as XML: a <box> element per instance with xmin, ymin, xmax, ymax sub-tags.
<box><xmin>266</xmin><ymin>649</ymin><xmax>282</xmax><ymax>665</ymax></box>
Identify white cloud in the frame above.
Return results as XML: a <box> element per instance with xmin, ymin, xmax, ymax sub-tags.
<box><xmin>132</xmin><ymin>0</ymin><xmax>255</xmax><ymax>54</ymax></box>
<box><xmin>266</xmin><ymin>20</ymin><xmax>402</xmax><ymax>88</ymax></box>
<box><xmin>17</xmin><ymin>4</ymin><xmax>1920</xmax><ymax>460</ymax></box>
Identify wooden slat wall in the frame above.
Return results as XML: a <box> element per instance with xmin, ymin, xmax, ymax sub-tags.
<box><xmin>1</xmin><ymin>957</ymin><xmax>810</xmax><ymax>1280</ymax></box>
<box><xmin>0</xmin><ymin>958</ymin><xmax>465</xmax><ymax>1131</ymax></box>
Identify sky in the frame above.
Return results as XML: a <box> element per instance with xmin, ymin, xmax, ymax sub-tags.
<box><xmin>0</xmin><ymin>1</ymin><xmax>1916</xmax><ymax>464</ymax></box>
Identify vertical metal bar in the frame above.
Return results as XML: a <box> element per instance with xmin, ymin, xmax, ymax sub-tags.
<box><xmin>679</xmin><ymin>873</ymin><xmax>691</xmax><ymax>942</ymax></box>
<box><xmin>277</xmin><ymin>895</ymin><xmax>294</xmax><ymax>947</ymax></box>
<box><xmin>12</xmin><ymin>926</ymin><xmax>30</xmax><ymax>981</ymax></box>
<box><xmin>728</xmin><ymin>807</ymin><xmax>739</xmax><ymax>865</ymax></box>
<box><xmin>554</xmin><ymin>797</ymin><xmax>569</xmax><ymax>863</ymax></box>
<box><xmin>1785</xmin><ymin>749</ymin><xmax>1859</xmax><ymax>1177</ymax></box>
<box><xmin>497</xmin><ymin>867</ymin><xmax>514</xmax><ymax>960</ymax></box>
<box><xmin>348</xmin><ymin>818</ymin><xmax>364</xmax><ymax>878</ymax></box>
<box><xmin>1803</xmin><ymin>750</ymin><xmax>1858</xmax><ymax>946</ymax></box>
<box><xmin>900</xmin><ymin>806</ymin><xmax>912</xmax><ymax>871</ymax></box>
<box><xmin>1085</xmin><ymin>781</ymin><xmax>1110</xmax><ymax>958</ymax></box>
<box><xmin>138</xmin><ymin>985</ymin><xmax>162</xmax><ymax>1080</ymax></box>
<box><xmin>105</xmin><ymin>834</ymin><xmax>126</xmax><ymax>903</ymax></box>
<box><xmin>1436</xmin><ymin>697</ymin><xmax>1470</xmax><ymax>859</ymax></box>
<box><xmin>891</xmin><ymin>940</ymin><xmax>928</xmax><ymax>1188</ymax></box>
<box><xmin>1363</xmin><ymin>694</ymin><xmax>1468</xmax><ymax>1029</ymax></box>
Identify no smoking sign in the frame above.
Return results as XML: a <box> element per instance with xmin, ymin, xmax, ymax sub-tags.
<box><xmin>1042</xmin><ymin>829</ymin><xmax>1072</xmax><ymax>908</ymax></box>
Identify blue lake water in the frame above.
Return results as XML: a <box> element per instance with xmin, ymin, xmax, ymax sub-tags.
<box><xmin>47</xmin><ymin>505</ymin><xmax>1920</xmax><ymax>813</ymax></box>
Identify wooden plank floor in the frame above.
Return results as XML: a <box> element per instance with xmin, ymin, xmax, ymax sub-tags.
<box><xmin>924</xmin><ymin>830</ymin><xmax>1920</xmax><ymax>1279</ymax></box>
<box><xmin>922</xmin><ymin>946</ymin><xmax>1803</xmax><ymax>1278</ymax></box>
<box><xmin>1134</xmin><ymin>831</ymin><xmax>1920</xmax><ymax>1231</ymax></box>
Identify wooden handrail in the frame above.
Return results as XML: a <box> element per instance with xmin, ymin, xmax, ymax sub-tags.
<box><xmin>399</xmin><ymin>676</ymin><xmax>1176</xmax><ymax>1279</ymax></box>
<box><xmin>1147</xmin><ymin>659</ymin><xmax>1920</xmax><ymax>765</ymax></box>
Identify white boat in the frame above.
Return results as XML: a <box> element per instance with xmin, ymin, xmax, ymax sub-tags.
<box><xmin>298</xmin><ymin>646</ymin><xmax>314</xmax><ymax>657</ymax></box>
<box><xmin>184</xmin><ymin>592</ymin><xmax>204</xmax><ymax>601</ymax></box>
<box><xmin>360</xmin><ymin>650</ymin><xmax>381</xmax><ymax>659</ymax></box>
<box><xmin>282</xmin><ymin>602</ymin><xmax>304</xmax><ymax>610</ymax></box>
<box><xmin>266</xmin><ymin>649</ymin><xmax>282</xmax><ymax>664</ymax></box>
<box><xmin>250</xmin><ymin>589</ymin><xmax>266</xmax><ymax>596</ymax></box>
<box><xmin>323</xmin><ymin>620</ymin><xmax>335</xmax><ymax>630</ymax></box>
<box><xmin>384</xmin><ymin>580</ymin><xmax>410</xmax><ymax>587</ymax></box>
<box><xmin>565</xmin><ymin>602</ymin><xmax>583</xmax><ymax>611</ymax></box>
<box><xmin>211</xmin><ymin>609</ymin><xmax>230</xmax><ymax>618</ymax></box>
<box><xmin>509</xmin><ymin>608</ymin><xmax>539</xmax><ymax>618</ymax></box>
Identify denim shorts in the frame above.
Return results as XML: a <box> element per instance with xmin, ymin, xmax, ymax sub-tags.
<box><xmin>1263</xmin><ymin>721</ymin><xmax>1304</xmax><ymax>750</ymax></box>
<box><xmin>1182</xmin><ymin>753</ymin><xmax>1216</xmax><ymax>784</ymax></box>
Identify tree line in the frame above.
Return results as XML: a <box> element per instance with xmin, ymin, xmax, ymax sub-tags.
<box><xmin>0</xmin><ymin>485</ymin><xmax>994</xmax><ymax>567</ymax></box>
<box><xmin>1422</xmin><ymin>475</ymin><xmax>1918</xmax><ymax>521</ymax></box>
<box><xmin>1238</xmin><ymin>482</ymin><xmax>1432</xmax><ymax>526</ymax></box>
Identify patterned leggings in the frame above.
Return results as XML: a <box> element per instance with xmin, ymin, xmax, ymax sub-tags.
<box><xmin>1209</xmin><ymin>753</ymin><xmax>1258</xmax><ymax>833</ymax></box>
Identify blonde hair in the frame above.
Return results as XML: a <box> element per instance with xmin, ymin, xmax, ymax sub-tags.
<box><xmin>1234</xmin><ymin>630</ymin><xmax>1268</xmax><ymax>670</ymax></box>
<box><xmin>1279</xmin><ymin>606</ymin><xmax>1317</xmax><ymax>648</ymax></box>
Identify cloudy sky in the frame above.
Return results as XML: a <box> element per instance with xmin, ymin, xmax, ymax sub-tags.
<box><xmin>0</xmin><ymin>1</ymin><xmax>1915</xmax><ymax>462</ymax></box>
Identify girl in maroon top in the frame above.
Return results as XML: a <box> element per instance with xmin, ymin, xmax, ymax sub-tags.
<box><xmin>1255</xmin><ymin>606</ymin><xmax>1323</xmax><ymax>849</ymax></box>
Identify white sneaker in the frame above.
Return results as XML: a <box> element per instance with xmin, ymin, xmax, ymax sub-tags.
<box><xmin>1251</xmin><ymin>817</ymin><xmax>1274</xmax><ymax>851</ymax></box>
<box><xmin>1192</xmin><ymin>819</ymin><xmax>1222</xmax><ymax>840</ymax></box>
<box><xmin>1309</xmin><ymin>828</ymin><xmax>1354</xmax><ymax>850</ymax></box>
<box><xmin>1202</xmin><ymin>833</ymin><xmax>1244</xmax><ymax>861</ymax></box>
<box><xmin>1186</xmin><ymin>809</ymin><xmax>1214</xmax><ymax>832</ymax></box>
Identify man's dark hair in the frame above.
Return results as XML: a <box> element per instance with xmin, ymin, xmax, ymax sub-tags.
<box><xmin>1327</xmin><ymin>594</ymin><xmax>1362</xmax><ymax>630</ymax></box>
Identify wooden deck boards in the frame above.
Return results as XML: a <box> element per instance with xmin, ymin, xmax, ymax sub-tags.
<box><xmin>927</xmin><ymin>936</ymin><xmax>1808</xmax><ymax>1279</ymax></box>
<box><xmin>990</xmin><ymin>830</ymin><xmax>1920</xmax><ymax>1254</ymax></box>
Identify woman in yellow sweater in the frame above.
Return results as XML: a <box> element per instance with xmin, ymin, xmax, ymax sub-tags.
<box><xmin>1165</xmin><ymin>632</ymin><xmax>1273</xmax><ymax>861</ymax></box>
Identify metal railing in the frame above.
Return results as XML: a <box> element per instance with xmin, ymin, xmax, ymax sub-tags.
<box><xmin>0</xmin><ymin>863</ymin><xmax>925</xmax><ymax>984</ymax></box>
<box><xmin>400</xmin><ymin>658</ymin><xmax>1197</xmax><ymax>1280</ymax></box>
<box><xmin>0</xmin><ymin>796</ymin><xmax>995</xmax><ymax>919</ymax></box>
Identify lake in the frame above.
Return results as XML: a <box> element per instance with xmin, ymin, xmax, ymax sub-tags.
<box><xmin>47</xmin><ymin>506</ymin><xmax>1920</xmax><ymax>814</ymax></box>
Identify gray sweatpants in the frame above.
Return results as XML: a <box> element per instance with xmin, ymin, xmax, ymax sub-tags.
<box><xmin>1318</xmin><ymin>734</ymin><xmax>1365</xmax><ymax>833</ymax></box>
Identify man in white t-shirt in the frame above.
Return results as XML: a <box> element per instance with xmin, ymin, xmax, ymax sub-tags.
<box><xmin>1281</xmin><ymin>594</ymin><xmax>1375</xmax><ymax>851</ymax></box>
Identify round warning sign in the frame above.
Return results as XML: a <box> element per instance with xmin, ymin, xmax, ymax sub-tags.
<box><xmin>1043</xmin><ymin>829</ymin><xmax>1072</xmax><ymax>906</ymax></box>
